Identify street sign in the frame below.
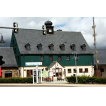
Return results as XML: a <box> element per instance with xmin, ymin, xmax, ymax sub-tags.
<box><xmin>25</xmin><ymin>62</ymin><xmax>42</xmax><ymax>66</ymax></box>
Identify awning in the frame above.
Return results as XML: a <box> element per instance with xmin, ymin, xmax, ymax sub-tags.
<box><xmin>5</xmin><ymin>71</ymin><xmax>12</xmax><ymax>74</ymax></box>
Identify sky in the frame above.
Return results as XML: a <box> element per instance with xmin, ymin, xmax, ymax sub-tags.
<box><xmin>0</xmin><ymin>17</ymin><xmax>106</xmax><ymax>49</ymax></box>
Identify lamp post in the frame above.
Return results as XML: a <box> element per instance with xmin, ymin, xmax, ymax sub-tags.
<box><xmin>72</xmin><ymin>52</ymin><xmax>79</xmax><ymax>84</ymax></box>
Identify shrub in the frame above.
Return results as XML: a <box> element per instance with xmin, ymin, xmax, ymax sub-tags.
<box><xmin>0</xmin><ymin>77</ymin><xmax>33</xmax><ymax>83</ymax></box>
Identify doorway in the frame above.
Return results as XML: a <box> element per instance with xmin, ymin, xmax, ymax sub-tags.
<box><xmin>33</xmin><ymin>69</ymin><xmax>42</xmax><ymax>84</ymax></box>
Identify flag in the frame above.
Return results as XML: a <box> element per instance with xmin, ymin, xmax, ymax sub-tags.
<box><xmin>0</xmin><ymin>66</ymin><xmax>1</xmax><ymax>76</ymax></box>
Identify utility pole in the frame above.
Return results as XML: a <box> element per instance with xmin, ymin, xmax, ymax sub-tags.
<box><xmin>92</xmin><ymin>17</ymin><xmax>98</xmax><ymax>70</ymax></box>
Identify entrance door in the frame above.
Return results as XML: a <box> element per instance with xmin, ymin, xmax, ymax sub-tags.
<box><xmin>33</xmin><ymin>69</ymin><xmax>42</xmax><ymax>84</ymax></box>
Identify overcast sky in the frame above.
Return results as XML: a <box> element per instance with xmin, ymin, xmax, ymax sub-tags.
<box><xmin>0</xmin><ymin>17</ymin><xmax>105</xmax><ymax>49</ymax></box>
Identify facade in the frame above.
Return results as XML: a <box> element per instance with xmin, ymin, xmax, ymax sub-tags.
<box><xmin>0</xmin><ymin>47</ymin><xmax>18</xmax><ymax>78</ymax></box>
<box><xmin>10</xmin><ymin>21</ymin><xmax>94</xmax><ymax>79</ymax></box>
<box><xmin>94</xmin><ymin>49</ymin><xmax>106</xmax><ymax>77</ymax></box>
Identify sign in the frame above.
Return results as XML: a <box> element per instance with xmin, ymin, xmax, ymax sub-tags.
<box><xmin>25</xmin><ymin>62</ymin><xmax>42</xmax><ymax>66</ymax></box>
<box><xmin>50</xmin><ymin>71</ymin><xmax>53</xmax><ymax>76</ymax></box>
<box><xmin>55</xmin><ymin>63</ymin><xmax>59</xmax><ymax>68</ymax></box>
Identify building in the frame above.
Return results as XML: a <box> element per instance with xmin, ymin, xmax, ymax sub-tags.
<box><xmin>94</xmin><ymin>49</ymin><xmax>106</xmax><ymax>77</ymax></box>
<box><xmin>0</xmin><ymin>47</ymin><xmax>18</xmax><ymax>78</ymax></box>
<box><xmin>10</xmin><ymin>21</ymin><xmax>94</xmax><ymax>80</ymax></box>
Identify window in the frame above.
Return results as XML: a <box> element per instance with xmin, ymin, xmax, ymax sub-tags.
<box><xmin>61</xmin><ymin>46</ymin><xmax>65</xmax><ymax>50</ymax></box>
<box><xmin>5</xmin><ymin>71</ymin><xmax>12</xmax><ymax>78</ymax></box>
<box><xmin>41</xmin><ymin>56</ymin><xmax>44</xmax><ymax>61</ymax></box>
<box><xmin>49</xmin><ymin>56</ymin><xmax>53</xmax><ymax>61</ymax></box>
<box><xmin>79</xmin><ymin>68</ymin><xmax>83</xmax><ymax>73</ymax></box>
<box><xmin>49</xmin><ymin>29</ymin><xmax>52</xmax><ymax>32</ymax></box>
<box><xmin>68</xmin><ymin>69</ymin><xmax>71</xmax><ymax>73</ymax></box>
<box><xmin>27</xmin><ymin>46</ymin><xmax>30</xmax><ymax>50</ymax></box>
<box><xmin>39</xmin><ymin>45</ymin><xmax>42</xmax><ymax>50</ymax></box>
<box><xmin>71</xmin><ymin>44</ymin><xmax>75</xmax><ymax>50</ymax></box>
<box><xmin>58</xmin><ymin>56</ymin><xmax>61</xmax><ymax>61</ymax></box>
<box><xmin>85</xmin><ymin>68</ymin><xmax>88</xmax><ymax>73</ymax></box>
<box><xmin>66</xmin><ymin>55</ymin><xmax>70</xmax><ymax>61</ymax></box>
<box><xmin>73</xmin><ymin>69</ymin><xmax>77</xmax><ymax>73</ymax></box>
<box><xmin>31</xmin><ymin>70</ymin><xmax>33</xmax><ymax>75</ymax></box>
<box><xmin>83</xmin><ymin>46</ymin><xmax>86</xmax><ymax>50</ymax></box>
<box><xmin>50</xmin><ymin>46</ymin><xmax>54</xmax><ymax>50</ymax></box>
<box><xmin>81</xmin><ymin>44</ymin><xmax>86</xmax><ymax>50</ymax></box>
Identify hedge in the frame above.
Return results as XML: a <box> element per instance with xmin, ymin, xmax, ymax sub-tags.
<box><xmin>0</xmin><ymin>77</ymin><xmax>35</xmax><ymax>83</ymax></box>
<box><xmin>65</xmin><ymin>75</ymin><xmax>106</xmax><ymax>84</ymax></box>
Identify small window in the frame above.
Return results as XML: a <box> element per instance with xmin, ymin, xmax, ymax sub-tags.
<box><xmin>73</xmin><ymin>69</ymin><xmax>77</xmax><ymax>73</ymax></box>
<box><xmin>39</xmin><ymin>46</ymin><xmax>42</xmax><ymax>50</ymax></box>
<box><xmin>61</xmin><ymin>46</ymin><xmax>65</xmax><ymax>50</ymax></box>
<box><xmin>50</xmin><ymin>46</ymin><xmax>54</xmax><ymax>50</ymax></box>
<box><xmin>83</xmin><ymin>46</ymin><xmax>86</xmax><ymax>50</ymax></box>
<box><xmin>71</xmin><ymin>44</ymin><xmax>75</xmax><ymax>50</ymax></box>
<box><xmin>66</xmin><ymin>55</ymin><xmax>70</xmax><ymax>61</ymax></box>
<box><xmin>85</xmin><ymin>68</ymin><xmax>88</xmax><ymax>73</ymax></box>
<box><xmin>31</xmin><ymin>70</ymin><xmax>33</xmax><ymax>75</ymax></box>
<box><xmin>68</xmin><ymin>69</ymin><xmax>71</xmax><ymax>73</ymax></box>
<box><xmin>41</xmin><ymin>56</ymin><xmax>44</xmax><ymax>61</ymax></box>
<box><xmin>27</xmin><ymin>46</ymin><xmax>30</xmax><ymax>50</ymax></box>
<box><xmin>49</xmin><ymin>56</ymin><xmax>53</xmax><ymax>61</ymax></box>
<box><xmin>58</xmin><ymin>56</ymin><xmax>61</xmax><ymax>61</ymax></box>
<box><xmin>79</xmin><ymin>68</ymin><xmax>83</xmax><ymax>73</ymax></box>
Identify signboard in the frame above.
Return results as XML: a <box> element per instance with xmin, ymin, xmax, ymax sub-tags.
<box><xmin>25</xmin><ymin>62</ymin><xmax>42</xmax><ymax>66</ymax></box>
<box><xmin>55</xmin><ymin>63</ymin><xmax>59</xmax><ymax>68</ymax></box>
<box><xmin>50</xmin><ymin>71</ymin><xmax>53</xmax><ymax>76</ymax></box>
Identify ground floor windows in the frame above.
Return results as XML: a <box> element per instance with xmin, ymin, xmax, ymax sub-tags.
<box><xmin>27</xmin><ymin>70</ymin><xmax>33</xmax><ymax>77</ymax></box>
<box><xmin>5</xmin><ymin>71</ymin><xmax>12</xmax><ymax>78</ymax></box>
<box><xmin>79</xmin><ymin>68</ymin><xmax>83</xmax><ymax>73</ymax></box>
<box><xmin>68</xmin><ymin>69</ymin><xmax>71</xmax><ymax>73</ymax></box>
<box><xmin>73</xmin><ymin>69</ymin><xmax>77</xmax><ymax>73</ymax></box>
<box><xmin>85</xmin><ymin>68</ymin><xmax>88</xmax><ymax>73</ymax></box>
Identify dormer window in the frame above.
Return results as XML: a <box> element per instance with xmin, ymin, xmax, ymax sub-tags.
<box><xmin>37</xmin><ymin>43</ymin><xmax>42</xmax><ymax>50</ymax></box>
<box><xmin>81</xmin><ymin>44</ymin><xmax>86</xmax><ymax>50</ymax></box>
<box><xmin>60</xmin><ymin>44</ymin><xmax>65</xmax><ymax>51</ymax></box>
<box><xmin>70</xmin><ymin>44</ymin><xmax>75</xmax><ymax>50</ymax></box>
<box><xmin>48</xmin><ymin>44</ymin><xmax>54</xmax><ymax>50</ymax></box>
<box><xmin>25</xmin><ymin>43</ymin><xmax>30</xmax><ymax>50</ymax></box>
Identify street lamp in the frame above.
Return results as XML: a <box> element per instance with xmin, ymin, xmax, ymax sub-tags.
<box><xmin>0</xmin><ymin>33</ymin><xmax>5</xmax><ymax>45</ymax></box>
<box><xmin>72</xmin><ymin>52</ymin><xmax>79</xmax><ymax>84</ymax></box>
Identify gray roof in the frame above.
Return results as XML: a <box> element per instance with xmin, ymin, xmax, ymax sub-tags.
<box><xmin>14</xmin><ymin>29</ymin><xmax>93</xmax><ymax>54</ymax></box>
<box><xmin>94</xmin><ymin>49</ymin><xmax>106</xmax><ymax>65</ymax></box>
<box><xmin>0</xmin><ymin>47</ymin><xmax>18</xmax><ymax>67</ymax></box>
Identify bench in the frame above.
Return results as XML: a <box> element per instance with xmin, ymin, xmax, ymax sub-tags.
<box><xmin>57</xmin><ymin>77</ymin><xmax>64</xmax><ymax>81</ymax></box>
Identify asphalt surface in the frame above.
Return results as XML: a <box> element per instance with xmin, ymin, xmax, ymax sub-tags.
<box><xmin>0</xmin><ymin>80</ymin><xmax>106</xmax><ymax>87</ymax></box>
